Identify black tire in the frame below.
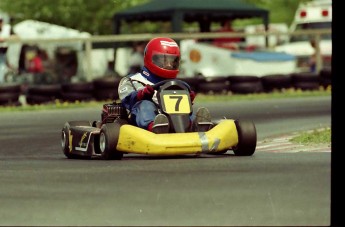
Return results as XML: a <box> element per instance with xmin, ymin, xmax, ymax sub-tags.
<box><xmin>319</xmin><ymin>77</ymin><xmax>331</xmax><ymax>89</ymax></box>
<box><xmin>26</xmin><ymin>94</ymin><xmax>56</xmax><ymax>105</ymax></box>
<box><xmin>228</xmin><ymin>75</ymin><xmax>260</xmax><ymax>83</ymax></box>
<box><xmin>291</xmin><ymin>72</ymin><xmax>319</xmax><ymax>83</ymax></box>
<box><xmin>319</xmin><ymin>67</ymin><xmax>332</xmax><ymax>79</ymax></box>
<box><xmin>61</xmin><ymin>121</ymin><xmax>92</xmax><ymax>159</ymax></box>
<box><xmin>229</xmin><ymin>81</ymin><xmax>263</xmax><ymax>94</ymax></box>
<box><xmin>93</xmin><ymin>88</ymin><xmax>119</xmax><ymax>101</ymax></box>
<box><xmin>99</xmin><ymin>120</ymin><xmax>127</xmax><ymax>160</ymax></box>
<box><xmin>60</xmin><ymin>92</ymin><xmax>94</xmax><ymax>102</ymax></box>
<box><xmin>198</xmin><ymin>81</ymin><xmax>230</xmax><ymax>94</ymax></box>
<box><xmin>261</xmin><ymin>74</ymin><xmax>292</xmax><ymax>92</ymax></box>
<box><xmin>290</xmin><ymin>72</ymin><xmax>320</xmax><ymax>91</ymax></box>
<box><xmin>26</xmin><ymin>84</ymin><xmax>61</xmax><ymax>96</ymax></box>
<box><xmin>0</xmin><ymin>83</ymin><xmax>21</xmax><ymax>93</ymax></box>
<box><xmin>319</xmin><ymin>68</ymin><xmax>332</xmax><ymax>89</ymax></box>
<box><xmin>0</xmin><ymin>92</ymin><xmax>20</xmax><ymax>105</ymax></box>
<box><xmin>293</xmin><ymin>82</ymin><xmax>320</xmax><ymax>91</ymax></box>
<box><xmin>61</xmin><ymin>82</ymin><xmax>94</xmax><ymax>93</ymax></box>
<box><xmin>233</xmin><ymin>120</ymin><xmax>257</xmax><ymax>156</ymax></box>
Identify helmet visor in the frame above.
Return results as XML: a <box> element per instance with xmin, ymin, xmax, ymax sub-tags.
<box><xmin>152</xmin><ymin>54</ymin><xmax>180</xmax><ymax>70</ymax></box>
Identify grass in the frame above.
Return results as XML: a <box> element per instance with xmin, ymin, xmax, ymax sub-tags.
<box><xmin>290</xmin><ymin>127</ymin><xmax>331</xmax><ymax>146</ymax></box>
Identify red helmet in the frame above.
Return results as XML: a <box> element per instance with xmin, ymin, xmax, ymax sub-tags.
<box><xmin>144</xmin><ymin>37</ymin><xmax>180</xmax><ymax>79</ymax></box>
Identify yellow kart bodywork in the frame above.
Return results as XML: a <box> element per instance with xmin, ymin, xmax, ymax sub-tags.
<box><xmin>116</xmin><ymin>119</ymin><xmax>238</xmax><ymax>155</ymax></box>
<box><xmin>62</xmin><ymin>79</ymin><xmax>256</xmax><ymax>160</ymax></box>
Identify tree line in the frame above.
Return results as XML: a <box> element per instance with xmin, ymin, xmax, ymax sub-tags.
<box><xmin>0</xmin><ymin>0</ymin><xmax>311</xmax><ymax>35</ymax></box>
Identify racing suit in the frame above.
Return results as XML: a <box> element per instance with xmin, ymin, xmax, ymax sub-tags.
<box><xmin>118</xmin><ymin>67</ymin><xmax>164</xmax><ymax>130</ymax></box>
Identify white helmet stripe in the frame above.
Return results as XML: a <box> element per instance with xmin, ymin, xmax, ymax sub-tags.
<box><xmin>160</xmin><ymin>40</ymin><xmax>178</xmax><ymax>47</ymax></box>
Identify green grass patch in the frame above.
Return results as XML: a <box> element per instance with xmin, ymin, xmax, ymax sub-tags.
<box><xmin>290</xmin><ymin>127</ymin><xmax>331</xmax><ymax>146</ymax></box>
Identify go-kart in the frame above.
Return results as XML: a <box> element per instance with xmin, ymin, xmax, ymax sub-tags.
<box><xmin>61</xmin><ymin>79</ymin><xmax>257</xmax><ymax>160</ymax></box>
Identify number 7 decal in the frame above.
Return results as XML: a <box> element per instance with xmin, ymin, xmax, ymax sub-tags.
<box><xmin>169</xmin><ymin>95</ymin><xmax>182</xmax><ymax>111</ymax></box>
<box><xmin>162</xmin><ymin>94</ymin><xmax>191</xmax><ymax>114</ymax></box>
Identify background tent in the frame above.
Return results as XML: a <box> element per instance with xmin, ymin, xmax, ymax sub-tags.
<box><xmin>7</xmin><ymin>20</ymin><xmax>112</xmax><ymax>80</ymax></box>
<box><xmin>113</xmin><ymin>0</ymin><xmax>269</xmax><ymax>34</ymax></box>
<box><xmin>13</xmin><ymin>19</ymin><xmax>90</xmax><ymax>52</ymax></box>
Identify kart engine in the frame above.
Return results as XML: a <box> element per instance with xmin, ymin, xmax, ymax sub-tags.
<box><xmin>101</xmin><ymin>102</ymin><xmax>128</xmax><ymax>123</ymax></box>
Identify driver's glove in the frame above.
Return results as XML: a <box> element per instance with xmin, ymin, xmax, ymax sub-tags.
<box><xmin>137</xmin><ymin>84</ymin><xmax>154</xmax><ymax>100</ymax></box>
<box><xmin>190</xmin><ymin>90</ymin><xmax>196</xmax><ymax>104</ymax></box>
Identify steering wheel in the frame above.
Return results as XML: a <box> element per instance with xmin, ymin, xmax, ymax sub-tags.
<box><xmin>151</xmin><ymin>79</ymin><xmax>191</xmax><ymax>92</ymax></box>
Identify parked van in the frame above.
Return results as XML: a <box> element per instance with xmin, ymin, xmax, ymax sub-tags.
<box><xmin>275</xmin><ymin>0</ymin><xmax>332</xmax><ymax>72</ymax></box>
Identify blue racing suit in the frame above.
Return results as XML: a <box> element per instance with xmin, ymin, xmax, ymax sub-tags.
<box><xmin>118</xmin><ymin>67</ymin><xmax>165</xmax><ymax>129</ymax></box>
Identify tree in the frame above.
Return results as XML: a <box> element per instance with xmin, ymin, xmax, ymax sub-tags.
<box><xmin>245</xmin><ymin>0</ymin><xmax>312</xmax><ymax>26</ymax></box>
<box><xmin>0</xmin><ymin>0</ymin><xmax>310</xmax><ymax>35</ymax></box>
<box><xmin>0</xmin><ymin>0</ymin><xmax>148</xmax><ymax>35</ymax></box>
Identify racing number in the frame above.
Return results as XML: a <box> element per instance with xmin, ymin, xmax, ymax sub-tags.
<box><xmin>170</xmin><ymin>96</ymin><xmax>182</xmax><ymax>111</ymax></box>
<box><xmin>163</xmin><ymin>94</ymin><xmax>190</xmax><ymax>114</ymax></box>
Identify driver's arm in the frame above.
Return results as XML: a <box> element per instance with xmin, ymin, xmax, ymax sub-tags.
<box><xmin>118</xmin><ymin>77</ymin><xmax>154</xmax><ymax>110</ymax></box>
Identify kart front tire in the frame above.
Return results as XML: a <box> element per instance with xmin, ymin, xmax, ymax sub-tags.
<box><xmin>62</xmin><ymin>121</ymin><xmax>92</xmax><ymax>159</ymax></box>
<box><xmin>233</xmin><ymin>120</ymin><xmax>257</xmax><ymax>156</ymax></box>
<box><xmin>99</xmin><ymin>121</ymin><xmax>124</xmax><ymax>160</ymax></box>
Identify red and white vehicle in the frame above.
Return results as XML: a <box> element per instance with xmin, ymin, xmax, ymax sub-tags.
<box><xmin>178</xmin><ymin>39</ymin><xmax>296</xmax><ymax>78</ymax></box>
<box><xmin>275</xmin><ymin>0</ymin><xmax>332</xmax><ymax>72</ymax></box>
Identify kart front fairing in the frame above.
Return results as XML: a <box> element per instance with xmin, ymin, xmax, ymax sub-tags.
<box><xmin>63</xmin><ymin>119</ymin><xmax>238</xmax><ymax>157</ymax></box>
<box><xmin>116</xmin><ymin>119</ymin><xmax>238</xmax><ymax>155</ymax></box>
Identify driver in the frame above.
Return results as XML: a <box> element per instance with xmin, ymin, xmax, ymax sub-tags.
<box><xmin>118</xmin><ymin>37</ymin><xmax>212</xmax><ymax>133</ymax></box>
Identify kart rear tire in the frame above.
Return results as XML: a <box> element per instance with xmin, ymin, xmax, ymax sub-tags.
<box><xmin>233</xmin><ymin>120</ymin><xmax>257</xmax><ymax>156</ymax></box>
<box><xmin>99</xmin><ymin>120</ymin><xmax>126</xmax><ymax>160</ymax></box>
<box><xmin>62</xmin><ymin>121</ymin><xmax>92</xmax><ymax>159</ymax></box>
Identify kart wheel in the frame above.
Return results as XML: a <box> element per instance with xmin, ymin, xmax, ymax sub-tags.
<box><xmin>62</xmin><ymin>121</ymin><xmax>91</xmax><ymax>159</ymax></box>
<box><xmin>233</xmin><ymin>120</ymin><xmax>257</xmax><ymax>156</ymax></box>
<box><xmin>99</xmin><ymin>121</ymin><xmax>125</xmax><ymax>160</ymax></box>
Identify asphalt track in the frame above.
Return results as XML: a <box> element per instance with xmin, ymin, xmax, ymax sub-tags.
<box><xmin>0</xmin><ymin>96</ymin><xmax>332</xmax><ymax>226</ymax></box>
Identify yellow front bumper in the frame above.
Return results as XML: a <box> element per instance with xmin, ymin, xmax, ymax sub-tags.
<box><xmin>116</xmin><ymin>119</ymin><xmax>238</xmax><ymax>155</ymax></box>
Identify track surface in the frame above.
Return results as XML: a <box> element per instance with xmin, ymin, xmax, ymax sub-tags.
<box><xmin>0</xmin><ymin>96</ymin><xmax>331</xmax><ymax>226</ymax></box>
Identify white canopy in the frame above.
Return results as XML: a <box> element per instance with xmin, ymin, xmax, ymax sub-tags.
<box><xmin>13</xmin><ymin>19</ymin><xmax>90</xmax><ymax>39</ymax></box>
<box><xmin>7</xmin><ymin>20</ymin><xmax>112</xmax><ymax>79</ymax></box>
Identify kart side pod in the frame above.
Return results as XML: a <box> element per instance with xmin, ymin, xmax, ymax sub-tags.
<box><xmin>116</xmin><ymin>119</ymin><xmax>241</xmax><ymax>155</ymax></box>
